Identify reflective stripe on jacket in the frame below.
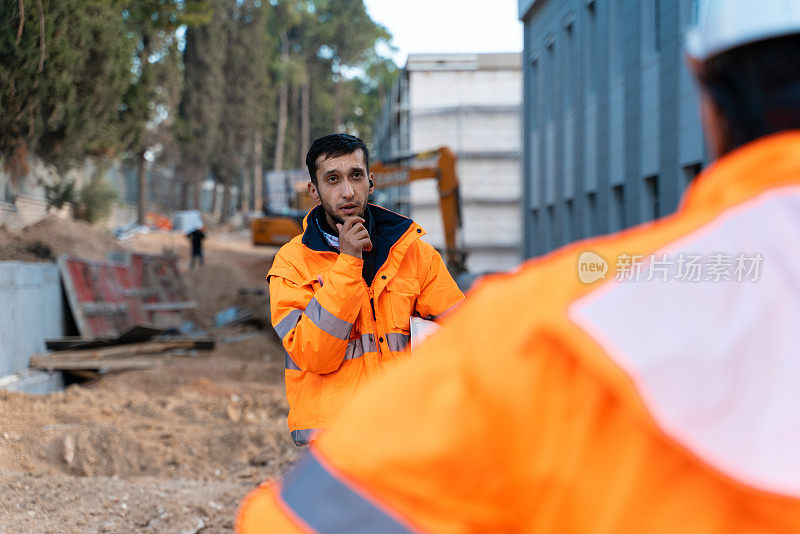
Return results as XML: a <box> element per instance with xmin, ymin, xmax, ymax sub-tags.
<box><xmin>240</xmin><ymin>132</ymin><xmax>800</xmax><ymax>532</ymax></box>
<box><xmin>268</xmin><ymin>203</ymin><xmax>464</xmax><ymax>442</ymax></box>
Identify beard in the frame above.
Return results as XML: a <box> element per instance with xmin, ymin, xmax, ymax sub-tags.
<box><xmin>321</xmin><ymin>200</ymin><xmax>366</xmax><ymax>227</ymax></box>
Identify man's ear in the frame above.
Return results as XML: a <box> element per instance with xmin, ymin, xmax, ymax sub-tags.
<box><xmin>368</xmin><ymin>172</ymin><xmax>375</xmax><ymax>194</ymax></box>
<box><xmin>308</xmin><ymin>181</ymin><xmax>320</xmax><ymax>203</ymax></box>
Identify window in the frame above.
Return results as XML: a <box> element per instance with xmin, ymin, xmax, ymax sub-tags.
<box><xmin>610</xmin><ymin>0</ymin><xmax>624</xmax><ymax>77</ymax></box>
<box><xmin>564</xmin><ymin>199</ymin><xmax>575</xmax><ymax>243</ymax></box>
<box><xmin>564</xmin><ymin>22</ymin><xmax>575</xmax><ymax>110</ymax></box>
<box><xmin>655</xmin><ymin>0</ymin><xmax>662</xmax><ymax>52</ymax></box>
<box><xmin>546</xmin><ymin>41</ymin><xmax>555</xmax><ymax>122</ymax></box>
<box><xmin>585</xmin><ymin>192</ymin><xmax>598</xmax><ymax>237</ymax></box>
<box><xmin>611</xmin><ymin>185</ymin><xmax>627</xmax><ymax>231</ymax></box>
<box><xmin>643</xmin><ymin>175</ymin><xmax>660</xmax><ymax>221</ymax></box>
<box><xmin>683</xmin><ymin>163</ymin><xmax>702</xmax><ymax>184</ymax></box>
<box><xmin>642</xmin><ymin>0</ymin><xmax>661</xmax><ymax>57</ymax></box>
<box><xmin>680</xmin><ymin>162</ymin><xmax>703</xmax><ymax>198</ymax></box>
<box><xmin>546</xmin><ymin>205</ymin><xmax>556</xmax><ymax>251</ymax></box>
<box><xmin>529</xmin><ymin>208</ymin><xmax>541</xmax><ymax>256</ymax></box>
<box><xmin>530</xmin><ymin>57</ymin><xmax>540</xmax><ymax>129</ymax></box>
<box><xmin>585</xmin><ymin>1</ymin><xmax>598</xmax><ymax>94</ymax></box>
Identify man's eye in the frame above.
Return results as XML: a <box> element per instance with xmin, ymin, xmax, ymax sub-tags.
<box><xmin>328</xmin><ymin>176</ymin><xmax>338</xmax><ymax>182</ymax></box>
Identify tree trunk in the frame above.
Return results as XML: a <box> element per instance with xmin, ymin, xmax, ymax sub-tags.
<box><xmin>253</xmin><ymin>129</ymin><xmax>263</xmax><ymax>213</ymax></box>
<box><xmin>300</xmin><ymin>72</ymin><xmax>310</xmax><ymax>167</ymax></box>
<box><xmin>220</xmin><ymin>182</ymin><xmax>231</xmax><ymax>223</ymax></box>
<box><xmin>193</xmin><ymin>170</ymin><xmax>203</xmax><ymax>211</ymax></box>
<box><xmin>136</xmin><ymin>151</ymin><xmax>147</xmax><ymax>225</ymax></box>
<box><xmin>273</xmin><ymin>34</ymin><xmax>289</xmax><ymax>172</ymax></box>
<box><xmin>333</xmin><ymin>78</ymin><xmax>343</xmax><ymax>132</ymax></box>
<box><xmin>179</xmin><ymin>175</ymin><xmax>190</xmax><ymax>210</ymax></box>
<box><xmin>210</xmin><ymin>181</ymin><xmax>219</xmax><ymax>220</ymax></box>
<box><xmin>240</xmin><ymin>148</ymin><xmax>250</xmax><ymax>214</ymax></box>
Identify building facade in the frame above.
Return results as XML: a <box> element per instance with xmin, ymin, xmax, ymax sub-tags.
<box><xmin>373</xmin><ymin>53</ymin><xmax>523</xmax><ymax>273</ymax></box>
<box><xmin>519</xmin><ymin>0</ymin><xmax>707</xmax><ymax>258</ymax></box>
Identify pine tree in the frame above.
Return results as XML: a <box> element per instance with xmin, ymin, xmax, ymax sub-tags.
<box><xmin>177</xmin><ymin>0</ymin><xmax>225</xmax><ymax>210</ymax></box>
<box><xmin>0</xmin><ymin>0</ymin><xmax>134</xmax><ymax>180</ymax></box>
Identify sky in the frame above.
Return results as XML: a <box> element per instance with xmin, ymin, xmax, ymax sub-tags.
<box><xmin>362</xmin><ymin>0</ymin><xmax>523</xmax><ymax>67</ymax></box>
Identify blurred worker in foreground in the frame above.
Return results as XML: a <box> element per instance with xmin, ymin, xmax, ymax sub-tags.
<box><xmin>186</xmin><ymin>226</ymin><xmax>206</xmax><ymax>269</ymax></box>
<box><xmin>238</xmin><ymin>1</ymin><xmax>800</xmax><ymax>531</ymax></box>
<box><xmin>266</xmin><ymin>133</ymin><xmax>463</xmax><ymax>447</ymax></box>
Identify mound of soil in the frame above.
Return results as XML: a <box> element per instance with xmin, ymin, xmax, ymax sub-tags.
<box><xmin>0</xmin><ymin>332</ymin><xmax>298</xmax><ymax>531</ymax></box>
<box><xmin>0</xmin><ymin>215</ymin><xmax>124</xmax><ymax>262</ymax></box>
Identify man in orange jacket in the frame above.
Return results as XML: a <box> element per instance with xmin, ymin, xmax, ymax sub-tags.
<box><xmin>268</xmin><ymin>133</ymin><xmax>464</xmax><ymax>446</ymax></box>
<box><xmin>239</xmin><ymin>1</ymin><xmax>800</xmax><ymax>531</ymax></box>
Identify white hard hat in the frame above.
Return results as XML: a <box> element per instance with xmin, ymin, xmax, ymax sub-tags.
<box><xmin>686</xmin><ymin>0</ymin><xmax>800</xmax><ymax>60</ymax></box>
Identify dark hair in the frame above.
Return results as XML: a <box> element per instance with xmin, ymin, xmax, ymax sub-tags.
<box><xmin>696</xmin><ymin>34</ymin><xmax>800</xmax><ymax>155</ymax></box>
<box><xmin>305</xmin><ymin>133</ymin><xmax>369</xmax><ymax>184</ymax></box>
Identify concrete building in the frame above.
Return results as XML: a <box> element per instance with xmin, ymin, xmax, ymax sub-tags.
<box><xmin>519</xmin><ymin>0</ymin><xmax>707</xmax><ymax>258</ymax></box>
<box><xmin>373</xmin><ymin>53</ymin><xmax>523</xmax><ymax>273</ymax></box>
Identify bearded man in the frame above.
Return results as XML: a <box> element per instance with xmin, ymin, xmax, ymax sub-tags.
<box><xmin>267</xmin><ymin>133</ymin><xmax>464</xmax><ymax>446</ymax></box>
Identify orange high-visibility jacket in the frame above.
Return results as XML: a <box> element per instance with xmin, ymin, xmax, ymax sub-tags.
<box><xmin>240</xmin><ymin>131</ymin><xmax>800</xmax><ymax>533</ymax></box>
<box><xmin>268</xmin><ymin>203</ymin><xmax>464</xmax><ymax>445</ymax></box>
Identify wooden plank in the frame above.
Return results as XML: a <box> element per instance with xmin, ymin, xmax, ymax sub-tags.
<box><xmin>33</xmin><ymin>356</ymin><xmax>168</xmax><ymax>371</ymax></box>
<box><xmin>45</xmin><ymin>337</ymin><xmax>116</xmax><ymax>351</ymax></box>
<box><xmin>151</xmin><ymin>335</ymin><xmax>216</xmax><ymax>351</ymax></box>
<box><xmin>141</xmin><ymin>302</ymin><xmax>198</xmax><ymax>311</ymax></box>
<box><xmin>30</xmin><ymin>341</ymin><xmax>193</xmax><ymax>368</ymax></box>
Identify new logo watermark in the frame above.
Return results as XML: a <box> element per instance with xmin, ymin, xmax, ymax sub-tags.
<box><xmin>578</xmin><ymin>251</ymin><xmax>609</xmax><ymax>283</ymax></box>
<box><xmin>577</xmin><ymin>251</ymin><xmax>763</xmax><ymax>284</ymax></box>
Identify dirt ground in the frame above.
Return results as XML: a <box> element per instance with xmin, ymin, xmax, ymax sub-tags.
<box><xmin>0</xmin><ymin>219</ymin><xmax>299</xmax><ymax>532</ymax></box>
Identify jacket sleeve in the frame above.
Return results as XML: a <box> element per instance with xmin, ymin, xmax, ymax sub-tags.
<box><xmin>415</xmin><ymin>246</ymin><xmax>465</xmax><ymax>321</ymax></box>
<box><xmin>269</xmin><ymin>252</ymin><xmax>366</xmax><ymax>375</ymax></box>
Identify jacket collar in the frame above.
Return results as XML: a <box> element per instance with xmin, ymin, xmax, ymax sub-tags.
<box><xmin>300</xmin><ymin>204</ymin><xmax>425</xmax><ymax>294</ymax></box>
<box><xmin>301</xmin><ymin>204</ymin><xmax>417</xmax><ymax>255</ymax></box>
<box><xmin>682</xmin><ymin>130</ymin><xmax>800</xmax><ymax>214</ymax></box>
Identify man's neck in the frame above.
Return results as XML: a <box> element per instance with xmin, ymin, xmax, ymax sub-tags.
<box><xmin>322</xmin><ymin>212</ymin><xmax>339</xmax><ymax>233</ymax></box>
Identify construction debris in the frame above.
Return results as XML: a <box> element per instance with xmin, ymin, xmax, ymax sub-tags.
<box><xmin>58</xmin><ymin>255</ymin><xmax>150</xmax><ymax>339</ymax></box>
<box><xmin>46</xmin><ymin>325</ymin><xmax>171</xmax><ymax>352</ymax></box>
<box><xmin>214</xmin><ymin>306</ymin><xmax>255</xmax><ymax>328</ymax></box>
<box><xmin>125</xmin><ymin>252</ymin><xmax>206</xmax><ymax>330</ymax></box>
<box><xmin>58</xmin><ymin>252</ymin><xmax>207</xmax><ymax>342</ymax></box>
<box><xmin>30</xmin><ymin>341</ymin><xmax>196</xmax><ymax>372</ymax></box>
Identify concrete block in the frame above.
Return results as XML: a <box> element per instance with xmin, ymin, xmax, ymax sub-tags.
<box><xmin>0</xmin><ymin>369</ymin><xmax>64</xmax><ymax>395</ymax></box>
<box><xmin>0</xmin><ymin>262</ymin><xmax>64</xmax><ymax>377</ymax></box>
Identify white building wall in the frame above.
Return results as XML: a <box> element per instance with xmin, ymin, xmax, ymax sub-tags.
<box><xmin>409</xmin><ymin>69</ymin><xmax>523</xmax><ymax>109</ymax></box>
<box><xmin>406</xmin><ymin>54</ymin><xmax>523</xmax><ymax>273</ymax></box>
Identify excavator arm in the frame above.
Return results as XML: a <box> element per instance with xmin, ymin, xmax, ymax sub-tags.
<box><xmin>371</xmin><ymin>147</ymin><xmax>466</xmax><ymax>273</ymax></box>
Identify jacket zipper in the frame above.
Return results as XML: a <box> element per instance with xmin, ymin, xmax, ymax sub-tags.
<box><xmin>364</xmin><ymin>282</ymin><xmax>381</xmax><ymax>353</ymax></box>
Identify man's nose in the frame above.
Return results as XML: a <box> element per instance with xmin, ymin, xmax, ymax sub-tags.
<box><xmin>342</xmin><ymin>179</ymin><xmax>355</xmax><ymax>197</ymax></box>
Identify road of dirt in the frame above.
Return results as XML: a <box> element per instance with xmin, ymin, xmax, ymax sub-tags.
<box><xmin>0</xmin><ymin>224</ymin><xmax>299</xmax><ymax>532</ymax></box>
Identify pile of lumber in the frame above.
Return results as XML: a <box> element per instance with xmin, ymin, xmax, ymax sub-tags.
<box><xmin>32</xmin><ymin>337</ymin><xmax>215</xmax><ymax>373</ymax></box>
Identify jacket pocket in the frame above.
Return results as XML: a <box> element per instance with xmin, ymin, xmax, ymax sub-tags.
<box><xmin>384</xmin><ymin>278</ymin><xmax>419</xmax><ymax>332</ymax></box>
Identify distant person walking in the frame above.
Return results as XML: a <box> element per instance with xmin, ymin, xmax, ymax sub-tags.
<box><xmin>186</xmin><ymin>227</ymin><xmax>206</xmax><ymax>269</ymax></box>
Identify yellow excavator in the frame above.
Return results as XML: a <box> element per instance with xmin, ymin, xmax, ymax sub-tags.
<box><xmin>252</xmin><ymin>147</ymin><xmax>465</xmax><ymax>273</ymax></box>
<box><xmin>251</xmin><ymin>181</ymin><xmax>310</xmax><ymax>247</ymax></box>
<box><xmin>369</xmin><ymin>147</ymin><xmax>465</xmax><ymax>273</ymax></box>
